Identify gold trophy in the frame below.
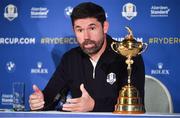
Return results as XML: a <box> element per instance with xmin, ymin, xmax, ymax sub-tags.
<box><xmin>111</xmin><ymin>26</ymin><xmax>148</xmax><ymax>114</ymax></box>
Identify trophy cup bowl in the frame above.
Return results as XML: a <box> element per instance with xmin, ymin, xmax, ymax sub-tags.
<box><xmin>111</xmin><ymin>27</ymin><xmax>147</xmax><ymax>114</ymax></box>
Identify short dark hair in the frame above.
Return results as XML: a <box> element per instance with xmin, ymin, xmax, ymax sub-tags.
<box><xmin>70</xmin><ymin>2</ymin><xmax>106</xmax><ymax>26</ymax></box>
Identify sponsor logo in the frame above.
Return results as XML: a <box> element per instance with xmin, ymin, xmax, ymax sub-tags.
<box><xmin>151</xmin><ymin>62</ymin><xmax>170</xmax><ymax>75</ymax></box>
<box><xmin>31</xmin><ymin>62</ymin><xmax>48</xmax><ymax>74</ymax></box>
<box><xmin>41</xmin><ymin>37</ymin><xmax>77</xmax><ymax>44</ymax></box>
<box><xmin>6</xmin><ymin>61</ymin><xmax>16</xmax><ymax>73</ymax></box>
<box><xmin>64</xmin><ymin>6</ymin><xmax>108</xmax><ymax>18</ymax></box>
<box><xmin>151</xmin><ymin>5</ymin><xmax>170</xmax><ymax>17</ymax></box>
<box><xmin>107</xmin><ymin>73</ymin><xmax>116</xmax><ymax>85</ymax></box>
<box><xmin>122</xmin><ymin>3</ymin><xmax>137</xmax><ymax>20</ymax></box>
<box><xmin>64</xmin><ymin>6</ymin><xmax>73</xmax><ymax>17</ymax></box>
<box><xmin>0</xmin><ymin>37</ymin><xmax>36</xmax><ymax>45</ymax></box>
<box><xmin>149</xmin><ymin>37</ymin><xmax>180</xmax><ymax>44</ymax></box>
<box><xmin>31</xmin><ymin>7</ymin><xmax>49</xmax><ymax>18</ymax></box>
<box><xmin>4</xmin><ymin>4</ymin><xmax>18</xmax><ymax>21</ymax></box>
<box><xmin>1</xmin><ymin>94</ymin><xmax>13</xmax><ymax>105</ymax></box>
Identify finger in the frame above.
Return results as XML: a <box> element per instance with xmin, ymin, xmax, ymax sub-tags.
<box><xmin>63</xmin><ymin>103</ymin><xmax>79</xmax><ymax>108</ymax></box>
<box><xmin>29</xmin><ymin>95</ymin><xmax>44</xmax><ymax>107</ymax></box>
<box><xmin>62</xmin><ymin>103</ymin><xmax>80</xmax><ymax>112</ymax></box>
<box><xmin>33</xmin><ymin>84</ymin><xmax>41</xmax><ymax>93</ymax></box>
<box><xmin>29</xmin><ymin>94</ymin><xmax>44</xmax><ymax>110</ymax></box>
<box><xmin>31</xmin><ymin>106</ymin><xmax>43</xmax><ymax>111</ymax></box>
<box><xmin>30</xmin><ymin>101</ymin><xmax>45</xmax><ymax>108</ymax></box>
<box><xmin>29</xmin><ymin>98</ymin><xmax>44</xmax><ymax>104</ymax></box>
<box><xmin>66</xmin><ymin>98</ymin><xmax>80</xmax><ymax>104</ymax></box>
<box><xmin>32</xmin><ymin>85</ymin><xmax>43</xmax><ymax>98</ymax></box>
<box><xmin>30</xmin><ymin>101</ymin><xmax>45</xmax><ymax>110</ymax></box>
<box><xmin>29</xmin><ymin>94</ymin><xmax>42</xmax><ymax>100</ymax></box>
<box><xmin>62</xmin><ymin>107</ymin><xmax>78</xmax><ymax>112</ymax></box>
<box><xmin>80</xmin><ymin>84</ymin><xmax>88</xmax><ymax>96</ymax></box>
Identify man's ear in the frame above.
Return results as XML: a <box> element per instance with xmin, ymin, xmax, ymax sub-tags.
<box><xmin>103</xmin><ymin>21</ymin><xmax>109</xmax><ymax>33</ymax></box>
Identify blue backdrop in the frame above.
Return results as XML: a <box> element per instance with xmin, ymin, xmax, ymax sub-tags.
<box><xmin>0</xmin><ymin>0</ymin><xmax>180</xmax><ymax>112</ymax></box>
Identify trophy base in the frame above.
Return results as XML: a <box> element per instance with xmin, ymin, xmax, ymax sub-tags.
<box><xmin>113</xmin><ymin>84</ymin><xmax>145</xmax><ymax>114</ymax></box>
<box><xmin>113</xmin><ymin>111</ymin><xmax>144</xmax><ymax>114</ymax></box>
<box><xmin>114</xmin><ymin>104</ymin><xmax>145</xmax><ymax>114</ymax></box>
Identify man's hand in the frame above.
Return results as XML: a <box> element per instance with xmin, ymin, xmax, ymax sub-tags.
<box><xmin>29</xmin><ymin>85</ymin><xmax>45</xmax><ymax>110</ymax></box>
<box><xmin>62</xmin><ymin>84</ymin><xmax>95</xmax><ymax>112</ymax></box>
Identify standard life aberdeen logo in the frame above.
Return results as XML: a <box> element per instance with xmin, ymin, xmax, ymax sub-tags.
<box><xmin>122</xmin><ymin>3</ymin><xmax>137</xmax><ymax>20</ymax></box>
<box><xmin>31</xmin><ymin>7</ymin><xmax>49</xmax><ymax>18</ymax></box>
<box><xmin>1</xmin><ymin>94</ymin><xmax>13</xmax><ymax>105</ymax></box>
<box><xmin>150</xmin><ymin>5</ymin><xmax>170</xmax><ymax>17</ymax></box>
<box><xmin>4</xmin><ymin>4</ymin><xmax>18</xmax><ymax>21</ymax></box>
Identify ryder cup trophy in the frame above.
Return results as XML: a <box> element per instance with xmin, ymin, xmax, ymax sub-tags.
<box><xmin>111</xmin><ymin>26</ymin><xmax>147</xmax><ymax>114</ymax></box>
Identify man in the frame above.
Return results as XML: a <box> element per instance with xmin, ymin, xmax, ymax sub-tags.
<box><xmin>29</xmin><ymin>2</ymin><xmax>145</xmax><ymax>112</ymax></box>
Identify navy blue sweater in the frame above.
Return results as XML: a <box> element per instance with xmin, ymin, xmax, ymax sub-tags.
<box><xmin>42</xmin><ymin>35</ymin><xmax>145</xmax><ymax>112</ymax></box>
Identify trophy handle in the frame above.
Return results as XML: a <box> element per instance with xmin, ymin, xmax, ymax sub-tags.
<box><xmin>111</xmin><ymin>42</ymin><xmax>119</xmax><ymax>54</ymax></box>
<box><xmin>138</xmin><ymin>43</ymin><xmax>148</xmax><ymax>55</ymax></box>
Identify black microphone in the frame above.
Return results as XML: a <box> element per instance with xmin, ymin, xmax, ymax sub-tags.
<box><xmin>42</xmin><ymin>86</ymin><xmax>69</xmax><ymax>111</ymax></box>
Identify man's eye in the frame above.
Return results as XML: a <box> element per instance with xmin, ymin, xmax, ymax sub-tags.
<box><xmin>77</xmin><ymin>29</ymin><xmax>82</xmax><ymax>32</ymax></box>
<box><xmin>90</xmin><ymin>27</ymin><xmax>95</xmax><ymax>30</ymax></box>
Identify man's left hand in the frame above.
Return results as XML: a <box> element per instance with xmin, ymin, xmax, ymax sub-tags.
<box><xmin>62</xmin><ymin>84</ymin><xmax>95</xmax><ymax>112</ymax></box>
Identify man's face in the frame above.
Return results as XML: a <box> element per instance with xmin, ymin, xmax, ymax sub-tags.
<box><xmin>73</xmin><ymin>18</ymin><xmax>108</xmax><ymax>55</ymax></box>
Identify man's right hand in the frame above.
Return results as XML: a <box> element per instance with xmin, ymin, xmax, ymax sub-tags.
<box><xmin>29</xmin><ymin>85</ymin><xmax>45</xmax><ymax>110</ymax></box>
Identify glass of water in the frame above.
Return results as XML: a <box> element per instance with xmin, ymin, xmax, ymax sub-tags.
<box><xmin>12</xmin><ymin>82</ymin><xmax>25</xmax><ymax>111</ymax></box>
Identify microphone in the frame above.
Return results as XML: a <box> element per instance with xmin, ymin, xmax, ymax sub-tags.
<box><xmin>42</xmin><ymin>86</ymin><xmax>69</xmax><ymax>111</ymax></box>
<box><xmin>55</xmin><ymin>90</ymin><xmax>72</xmax><ymax>111</ymax></box>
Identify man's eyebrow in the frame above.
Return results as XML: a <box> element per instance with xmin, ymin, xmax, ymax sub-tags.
<box><xmin>74</xmin><ymin>25</ymin><xmax>81</xmax><ymax>29</ymax></box>
<box><xmin>74</xmin><ymin>23</ymin><xmax>96</xmax><ymax>29</ymax></box>
<box><xmin>89</xmin><ymin>23</ymin><xmax>96</xmax><ymax>26</ymax></box>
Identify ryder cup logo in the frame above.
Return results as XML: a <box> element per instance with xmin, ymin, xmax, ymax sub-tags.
<box><xmin>106</xmin><ymin>73</ymin><xmax>116</xmax><ymax>85</ymax></box>
<box><xmin>6</xmin><ymin>61</ymin><xmax>16</xmax><ymax>72</ymax></box>
<box><xmin>122</xmin><ymin>3</ymin><xmax>137</xmax><ymax>20</ymax></box>
<box><xmin>4</xmin><ymin>4</ymin><xmax>18</xmax><ymax>21</ymax></box>
<box><xmin>64</xmin><ymin>6</ymin><xmax>73</xmax><ymax>17</ymax></box>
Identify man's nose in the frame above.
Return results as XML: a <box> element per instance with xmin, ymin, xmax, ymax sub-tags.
<box><xmin>83</xmin><ymin>30</ymin><xmax>90</xmax><ymax>39</ymax></box>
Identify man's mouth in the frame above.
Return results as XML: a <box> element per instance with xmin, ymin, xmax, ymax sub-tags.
<box><xmin>84</xmin><ymin>43</ymin><xmax>95</xmax><ymax>48</ymax></box>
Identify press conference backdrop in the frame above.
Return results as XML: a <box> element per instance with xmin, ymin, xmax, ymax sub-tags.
<box><xmin>0</xmin><ymin>0</ymin><xmax>179</xmax><ymax>112</ymax></box>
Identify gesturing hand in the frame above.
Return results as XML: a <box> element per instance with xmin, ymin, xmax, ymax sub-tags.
<box><xmin>62</xmin><ymin>84</ymin><xmax>95</xmax><ymax>112</ymax></box>
<box><xmin>29</xmin><ymin>85</ymin><xmax>45</xmax><ymax>110</ymax></box>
